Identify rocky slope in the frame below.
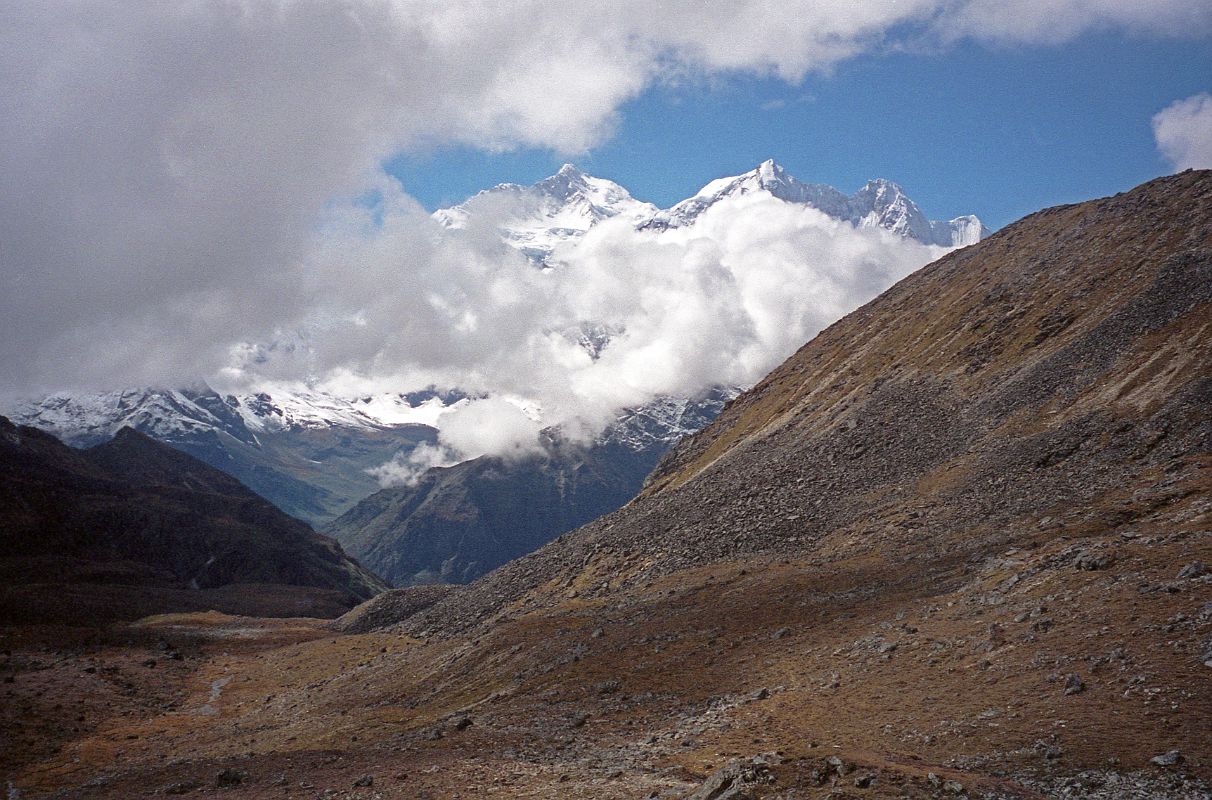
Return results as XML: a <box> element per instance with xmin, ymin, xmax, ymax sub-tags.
<box><xmin>315</xmin><ymin>170</ymin><xmax>1208</xmax><ymax>795</ymax></box>
<box><xmin>407</xmin><ymin>169</ymin><xmax>1212</xmax><ymax>635</ymax></box>
<box><xmin>0</xmin><ymin>418</ymin><xmax>386</xmax><ymax>622</ymax></box>
<box><xmin>328</xmin><ymin>585</ymin><xmax>458</xmax><ymax>634</ymax></box>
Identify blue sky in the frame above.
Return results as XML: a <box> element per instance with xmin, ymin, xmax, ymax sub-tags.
<box><xmin>389</xmin><ymin>32</ymin><xmax>1211</xmax><ymax>230</ymax></box>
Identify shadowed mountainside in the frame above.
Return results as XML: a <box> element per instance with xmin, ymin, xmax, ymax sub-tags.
<box><xmin>0</xmin><ymin>420</ymin><xmax>387</xmax><ymax>622</ymax></box>
<box><xmin>327</xmin><ymin>440</ymin><xmax>680</xmax><ymax>586</ymax></box>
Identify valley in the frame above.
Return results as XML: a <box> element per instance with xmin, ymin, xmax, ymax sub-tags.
<box><xmin>8</xmin><ymin>161</ymin><xmax>971</xmax><ymax>591</ymax></box>
<box><xmin>5</xmin><ymin>3</ymin><xmax>1211</xmax><ymax>797</ymax></box>
<box><xmin>2</xmin><ymin>171</ymin><xmax>1209</xmax><ymax>798</ymax></box>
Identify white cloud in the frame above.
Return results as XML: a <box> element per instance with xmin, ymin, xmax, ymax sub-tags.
<box><xmin>241</xmin><ymin>187</ymin><xmax>944</xmax><ymax>464</ymax></box>
<box><xmin>1153</xmin><ymin>93</ymin><xmax>1212</xmax><ymax>172</ymax></box>
<box><xmin>366</xmin><ymin>397</ymin><xmax>545</xmax><ymax>486</ymax></box>
<box><xmin>934</xmin><ymin>0</ymin><xmax>1211</xmax><ymax>44</ymax></box>
<box><xmin>366</xmin><ymin>443</ymin><xmax>456</xmax><ymax>489</ymax></box>
<box><xmin>2</xmin><ymin>0</ymin><xmax>1208</xmax><ymax>407</ymax></box>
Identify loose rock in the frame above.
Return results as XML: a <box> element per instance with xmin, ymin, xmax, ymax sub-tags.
<box><xmin>1151</xmin><ymin>750</ymin><xmax>1182</xmax><ymax>767</ymax></box>
<box><xmin>1177</xmin><ymin>562</ymin><xmax>1206</xmax><ymax>579</ymax></box>
<box><xmin>1075</xmin><ymin>552</ymin><xmax>1114</xmax><ymax>571</ymax></box>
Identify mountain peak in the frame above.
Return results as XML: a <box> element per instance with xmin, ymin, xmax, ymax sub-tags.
<box><xmin>538</xmin><ymin>164</ymin><xmax>594</xmax><ymax>192</ymax></box>
<box><xmin>755</xmin><ymin>158</ymin><xmax>786</xmax><ymax>181</ymax></box>
<box><xmin>534</xmin><ymin>164</ymin><xmax>596</xmax><ymax>197</ymax></box>
<box><xmin>112</xmin><ymin>424</ymin><xmax>148</xmax><ymax>442</ymax></box>
<box><xmin>860</xmin><ymin>177</ymin><xmax>905</xmax><ymax>193</ymax></box>
<box><xmin>433</xmin><ymin>163</ymin><xmax>659</xmax><ymax>264</ymax></box>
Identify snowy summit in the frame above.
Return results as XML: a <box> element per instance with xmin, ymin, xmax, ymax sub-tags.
<box><xmin>436</xmin><ymin>159</ymin><xmax>989</xmax><ymax>266</ymax></box>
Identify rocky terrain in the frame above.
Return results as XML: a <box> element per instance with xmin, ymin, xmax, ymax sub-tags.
<box><xmin>0</xmin><ymin>419</ymin><xmax>386</xmax><ymax>624</ymax></box>
<box><xmin>328</xmin><ymin>585</ymin><xmax>458</xmax><ymax>634</ymax></box>
<box><xmin>402</xmin><ymin>169</ymin><xmax>1212</xmax><ymax>636</ymax></box>
<box><xmin>2</xmin><ymin>172</ymin><xmax>1209</xmax><ymax>798</ymax></box>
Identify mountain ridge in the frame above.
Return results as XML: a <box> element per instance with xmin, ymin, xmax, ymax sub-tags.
<box><xmin>324</xmin><ymin>388</ymin><xmax>734</xmax><ymax>586</ymax></box>
<box><xmin>7</xmin><ymin>159</ymin><xmax>983</xmax><ymax>527</ymax></box>
<box><xmin>641</xmin><ymin>159</ymin><xmax>989</xmax><ymax>246</ymax></box>
<box><xmin>436</xmin><ymin>159</ymin><xmax>989</xmax><ymax>265</ymax></box>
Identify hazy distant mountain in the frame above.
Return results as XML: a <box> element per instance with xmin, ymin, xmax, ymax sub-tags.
<box><xmin>324</xmin><ymin>389</ymin><xmax>734</xmax><ymax>586</ymax></box>
<box><xmin>9</xmin><ymin>387</ymin><xmax>444</xmax><ymax>525</ymax></box>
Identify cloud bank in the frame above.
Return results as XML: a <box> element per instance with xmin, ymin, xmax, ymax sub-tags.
<box><xmin>3</xmin><ymin>0</ymin><xmax>1209</xmax><ymax>456</ymax></box>
<box><xmin>1153</xmin><ymin>93</ymin><xmax>1212</xmax><ymax>171</ymax></box>
<box><xmin>255</xmin><ymin>187</ymin><xmax>944</xmax><ymax>469</ymax></box>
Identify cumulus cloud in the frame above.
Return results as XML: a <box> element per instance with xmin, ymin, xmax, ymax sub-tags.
<box><xmin>367</xmin><ymin>443</ymin><xmax>457</xmax><ymax>489</ymax></box>
<box><xmin>1153</xmin><ymin>93</ymin><xmax>1212</xmax><ymax>171</ymax></box>
<box><xmin>2</xmin><ymin>0</ymin><xmax>1209</xmax><ymax>417</ymax></box>
<box><xmin>230</xmin><ymin>187</ymin><xmax>944</xmax><ymax>463</ymax></box>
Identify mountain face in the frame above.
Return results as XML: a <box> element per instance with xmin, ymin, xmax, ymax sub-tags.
<box><xmin>341</xmin><ymin>172</ymin><xmax>1211</xmax><ymax>794</ymax></box>
<box><xmin>0</xmin><ymin>417</ymin><xmax>387</xmax><ymax>622</ymax></box>
<box><xmin>325</xmin><ymin>390</ymin><xmax>732</xmax><ymax>586</ymax></box>
<box><xmin>410</xmin><ymin>170</ymin><xmax>1211</xmax><ymax>630</ymax></box>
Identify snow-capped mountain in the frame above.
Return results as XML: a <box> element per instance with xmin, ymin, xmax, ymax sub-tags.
<box><xmin>436</xmin><ymin>159</ymin><xmax>989</xmax><ymax>261</ymax></box>
<box><xmin>641</xmin><ymin>159</ymin><xmax>989</xmax><ymax>246</ymax></box>
<box><xmin>601</xmin><ymin>388</ymin><xmax>735</xmax><ymax>452</ymax></box>
<box><xmin>7</xmin><ymin>387</ymin><xmax>452</xmax><ymax>524</ymax></box>
<box><xmin>7</xmin><ymin>382</ymin><xmax>732</xmax><ymax>528</ymax></box>
<box><xmin>13</xmin><ymin>386</ymin><xmax>453</xmax><ymax>448</ymax></box>
<box><xmin>434</xmin><ymin>163</ymin><xmax>658</xmax><ymax>264</ymax></box>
